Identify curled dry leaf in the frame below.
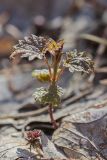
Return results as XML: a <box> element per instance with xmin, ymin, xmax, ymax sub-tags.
<box><xmin>52</xmin><ymin>104</ymin><xmax>107</xmax><ymax>160</ymax></box>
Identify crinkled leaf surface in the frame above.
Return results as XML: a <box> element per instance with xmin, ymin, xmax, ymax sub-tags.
<box><xmin>10</xmin><ymin>35</ymin><xmax>48</xmax><ymax>60</ymax></box>
<box><xmin>33</xmin><ymin>84</ymin><xmax>64</xmax><ymax>107</ymax></box>
<box><xmin>63</xmin><ymin>50</ymin><xmax>94</xmax><ymax>73</ymax></box>
<box><xmin>10</xmin><ymin>35</ymin><xmax>64</xmax><ymax>61</ymax></box>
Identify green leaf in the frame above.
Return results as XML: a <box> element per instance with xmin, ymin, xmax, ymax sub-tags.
<box><xmin>33</xmin><ymin>84</ymin><xmax>64</xmax><ymax>107</ymax></box>
<box><xmin>33</xmin><ymin>87</ymin><xmax>48</xmax><ymax>104</ymax></box>
<box><xmin>32</xmin><ymin>69</ymin><xmax>50</xmax><ymax>82</ymax></box>
<box><xmin>42</xmin><ymin>84</ymin><xmax>63</xmax><ymax>107</ymax></box>
<box><xmin>63</xmin><ymin>50</ymin><xmax>94</xmax><ymax>73</ymax></box>
<box><xmin>32</xmin><ymin>69</ymin><xmax>62</xmax><ymax>82</ymax></box>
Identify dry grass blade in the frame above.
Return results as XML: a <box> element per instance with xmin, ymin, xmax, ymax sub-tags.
<box><xmin>79</xmin><ymin>33</ymin><xmax>107</xmax><ymax>45</ymax></box>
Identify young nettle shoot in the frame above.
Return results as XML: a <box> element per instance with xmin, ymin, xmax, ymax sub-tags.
<box><xmin>10</xmin><ymin>35</ymin><xmax>94</xmax><ymax>129</ymax></box>
<box><xmin>24</xmin><ymin>130</ymin><xmax>44</xmax><ymax>158</ymax></box>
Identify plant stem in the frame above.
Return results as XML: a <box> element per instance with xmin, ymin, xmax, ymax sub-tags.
<box><xmin>56</xmin><ymin>66</ymin><xmax>66</xmax><ymax>81</ymax></box>
<box><xmin>52</xmin><ymin>56</ymin><xmax>58</xmax><ymax>82</ymax></box>
<box><xmin>48</xmin><ymin>52</ymin><xmax>62</xmax><ymax>128</ymax></box>
<box><xmin>48</xmin><ymin>103</ymin><xmax>58</xmax><ymax>129</ymax></box>
<box><xmin>44</xmin><ymin>56</ymin><xmax>52</xmax><ymax>77</ymax></box>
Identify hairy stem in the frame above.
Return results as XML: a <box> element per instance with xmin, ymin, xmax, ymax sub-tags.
<box><xmin>52</xmin><ymin>56</ymin><xmax>59</xmax><ymax>82</ymax></box>
<box><xmin>48</xmin><ymin>52</ymin><xmax>62</xmax><ymax>128</ymax></box>
<box><xmin>44</xmin><ymin>56</ymin><xmax>52</xmax><ymax>78</ymax></box>
<box><xmin>56</xmin><ymin>66</ymin><xmax>66</xmax><ymax>81</ymax></box>
<box><xmin>48</xmin><ymin>104</ymin><xmax>58</xmax><ymax>129</ymax></box>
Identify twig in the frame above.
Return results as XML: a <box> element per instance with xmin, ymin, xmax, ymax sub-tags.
<box><xmin>95</xmin><ymin>27</ymin><xmax>107</xmax><ymax>67</ymax></box>
<box><xmin>0</xmin><ymin>106</ymin><xmax>48</xmax><ymax>120</ymax></box>
<box><xmin>79</xmin><ymin>33</ymin><xmax>107</xmax><ymax>45</ymax></box>
<box><xmin>63</xmin><ymin>88</ymin><xmax>93</xmax><ymax>106</ymax></box>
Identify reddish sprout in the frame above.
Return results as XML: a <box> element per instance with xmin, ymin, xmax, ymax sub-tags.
<box><xmin>26</xmin><ymin>130</ymin><xmax>41</xmax><ymax>142</ymax></box>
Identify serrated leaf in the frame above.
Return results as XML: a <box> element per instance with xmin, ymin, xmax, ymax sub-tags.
<box><xmin>63</xmin><ymin>50</ymin><xmax>94</xmax><ymax>73</ymax></box>
<box><xmin>10</xmin><ymin>35</ymin><xmax>64</xmax><ymax>61</ymax></box>
<box><xmin>33</xmin><ymin>84</ymin><xmax>64</xmax><ymax>107</ymax></box>
<box><xmin>33</xmin><ymin>87</ymin><xmax>48</xmax><ymax>104</ymax></box>
<box><xmin>42</xmin><ymin>84</ymin><xmax>63</xmax><ymax>107</ymax></box>
<box><xmin>10</xmin><ymin>35</ymin><xmax>48</xmax><ymax>60</ymax></box>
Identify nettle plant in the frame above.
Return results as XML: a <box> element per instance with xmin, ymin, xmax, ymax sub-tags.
<box><xmin>10</xmin><ymin>35</ymin><xmax>94</xmax><ymax>129</ymax></box>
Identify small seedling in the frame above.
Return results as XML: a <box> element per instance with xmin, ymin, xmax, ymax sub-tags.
<box><xmin>10</xmin><ymin>35</ymin><xmax>94</xmax><ymax>129</ymax></box>
<box><xmin>25</xmin><ymin>130</ymin><xmax>43</xmax><ymax>157</ymax></box>
<box><xmin>25</xmin><ymin>130</ymin><xmax>41</xmax><ymax>151</ymax></box>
